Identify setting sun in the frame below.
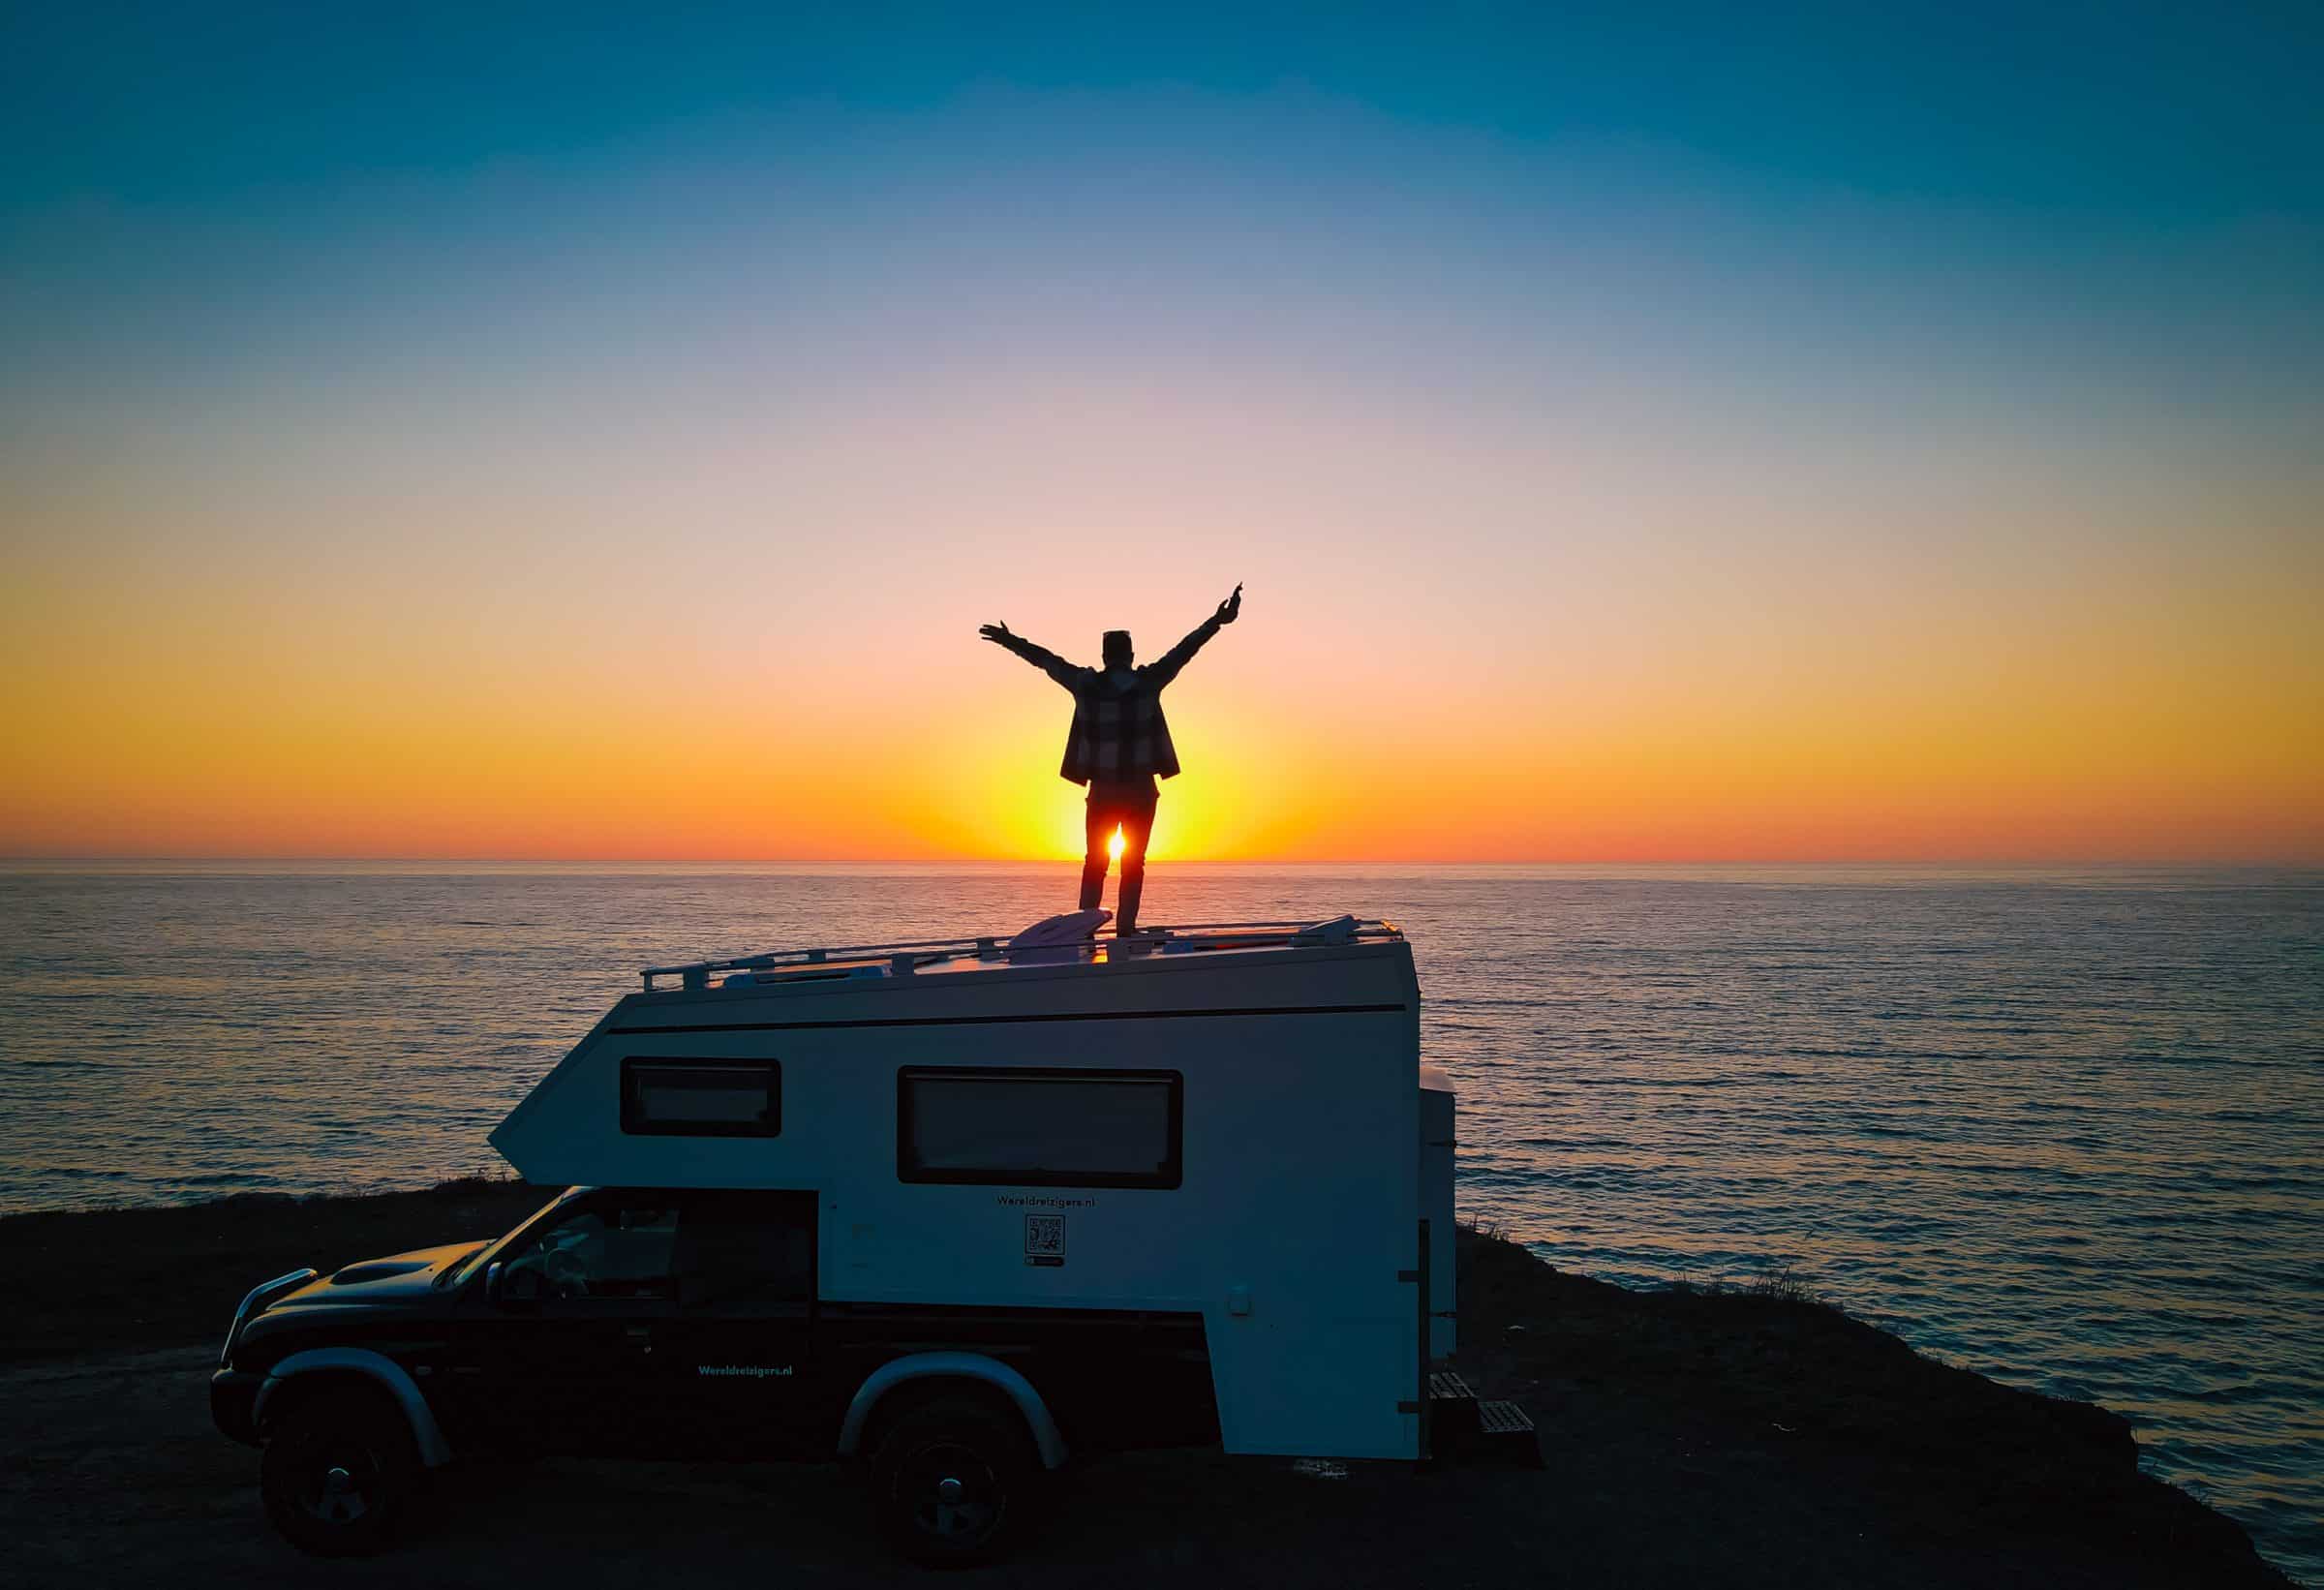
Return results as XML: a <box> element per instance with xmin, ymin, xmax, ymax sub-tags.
<box><xmin>1107</xmin><ymin>826</ymin><xmax>1126</xmax><ymax>864</ymax></box>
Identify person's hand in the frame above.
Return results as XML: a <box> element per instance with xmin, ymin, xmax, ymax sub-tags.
<box><xmin>979</xmin><ymin>622</ymin><xmax>1013</xmax><ymax>644</ymax></box>
<box><xmin>1216</xmin><ymin>583</ymin><xmax>1243</xmax><ymax>625</ymax></box>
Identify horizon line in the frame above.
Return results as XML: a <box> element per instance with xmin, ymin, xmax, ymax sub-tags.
<box><xmin>4</xmin><ymin>854</ymin><xmax>2318</xmax><ymax>870</ymax></box>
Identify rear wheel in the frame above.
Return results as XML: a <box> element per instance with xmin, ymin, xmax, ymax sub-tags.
<box><xmin>870</xmin><ymin>1395</ymin><xmax>1041</xmax><ymax>1566</ymax></box>
<box><xmin>260</xmin><ymin>1388</ymin><xmax>418</xmax><ymax>1556</ymax></box>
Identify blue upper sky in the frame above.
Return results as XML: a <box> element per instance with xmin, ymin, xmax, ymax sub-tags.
<box><xmin>7</xmin><ymin>1</ymin><xmax>2317</xmax><ymax>219</ymax></box>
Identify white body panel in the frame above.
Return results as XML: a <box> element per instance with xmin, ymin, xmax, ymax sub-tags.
<box><xmin>491</xmin><ymin>937</ymin><xmax>1433</xmax><ymax>1459</ymax></box>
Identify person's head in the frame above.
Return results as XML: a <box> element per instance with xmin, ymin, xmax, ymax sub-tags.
<box><xmin>1102</xmin><ymin>629</ymin><xmax>1134</xmax><ymax>669</ymax></box>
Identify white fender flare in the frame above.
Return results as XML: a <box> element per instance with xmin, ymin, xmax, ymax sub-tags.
<box><xmin>252</xmin><ymin>1347</ymin><xmax>455</xmax><ymax>1469</ymax></box>
<box><xmin>836</xmin><ymin>1351</ymin><xmax>1069</xmax><ymax>1469</ymax></box>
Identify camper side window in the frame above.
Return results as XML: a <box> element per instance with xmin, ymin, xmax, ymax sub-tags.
<box><xmin>622</xmin><ymin>1058</ymin><xmax>780</xmax><ymax>1136</ymax></box>
<box><xmin>898</xmin><ymin>1067</ymin><xmax>1182</xmax><ymax>1188</ymax></box>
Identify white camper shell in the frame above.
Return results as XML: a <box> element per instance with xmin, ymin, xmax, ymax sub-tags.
<box><xmin>490</xmin><ymin>914</ymin><xmax>1460</xmax><ymax>1462</ymax></box>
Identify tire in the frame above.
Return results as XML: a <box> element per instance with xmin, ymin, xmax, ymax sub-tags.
<box><xmin>869</xmin><ymin>1394</ymin><xmax>1041</xmax><ymax>1567</ymax></box>
<box><xmin>259</xmin><ymin>1387</ymin><xmax>419</xmax><ymax>1556</ymax></box>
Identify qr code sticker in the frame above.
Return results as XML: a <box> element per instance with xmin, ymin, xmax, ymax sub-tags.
<box><xmin>1024</xmin><ymin>1214</ymin><xmax>1065</xmax><ymax>1258</ymax></box>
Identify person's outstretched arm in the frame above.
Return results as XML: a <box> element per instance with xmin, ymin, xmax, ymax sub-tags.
<box><xmin>1145</xmin><ymin>584</ymin><xmax>1242</xmax><ymax>689</ymax></box>
<box><xmin>979</xmin><ymin>621</ymin><xmax>1084</xmax><ymax>688</ymax></box>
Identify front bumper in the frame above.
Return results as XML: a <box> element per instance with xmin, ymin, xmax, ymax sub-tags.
<box><xmin>210</xmin><ymin>1368</ymin><xmax>264</xmax><ymax>1446</ymax></box>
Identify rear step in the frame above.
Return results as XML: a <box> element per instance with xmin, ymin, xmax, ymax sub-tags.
<box><xmin>1428</xmin><ymin>1371</ymin><xmax>1481</xmax><ymax>1444</ymax></box>
<box><xmin>1427</xmin><ymin>1370</ymin><xmax>1543</xmax><ymax>1468</ymax></box>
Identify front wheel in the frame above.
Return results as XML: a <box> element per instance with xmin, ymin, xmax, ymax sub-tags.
<box><xmin>870</xmin><ymin>1396</ymin><xmax>1042</xmax><ymax>1566</ymax></box>
<box><xmin>259</xmin><ymin>1388</ymin><xmax>418</xmax><ymax>1556</ymax></box>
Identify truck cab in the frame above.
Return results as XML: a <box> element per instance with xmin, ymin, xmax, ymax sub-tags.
<box><xmin>216</xmin><ymin>1181</ymin><xmax>1215</xmax><ymax>1560</ymax></box>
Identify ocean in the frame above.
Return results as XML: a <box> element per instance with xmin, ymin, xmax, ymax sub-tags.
<box><xmin>1</xmin><ymin>862</ymin><xmax>2317</xmax><ymax>1580</ymax></box>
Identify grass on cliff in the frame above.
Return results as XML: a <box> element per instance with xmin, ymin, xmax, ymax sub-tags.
<box><xmin>0</xmin><ymin>1176</ymin><xmax>551</xmax><ymax>1361</ymax></box>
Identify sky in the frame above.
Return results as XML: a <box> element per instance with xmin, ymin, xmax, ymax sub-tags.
<box><xmin>3</xmin><ymin>2</ymin><xmax>2319</xmax><ymax>862</ymax></box>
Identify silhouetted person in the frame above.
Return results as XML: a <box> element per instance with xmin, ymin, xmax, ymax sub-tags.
<box><xmin>981</xmin><ymin>585</ymin><xmax>1243</xmax><ymax>933</ymax></box>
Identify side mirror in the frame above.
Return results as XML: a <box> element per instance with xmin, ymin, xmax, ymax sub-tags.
<box><xmin>484</xmin><ymin>1261</ymin><xmax>504</xmax><ymax>1302</ymax></box>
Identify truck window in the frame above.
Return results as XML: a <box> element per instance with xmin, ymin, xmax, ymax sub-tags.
<box><xmin>500</xmin><ymin>1197</ymin><xmax>680</xmax><ymax>1301</ymax></box>
<box><xmin>621</xmin><ymin>1057</ymin><xmax>780</xmax><ymax>1136</ymax></box>
<box><xmin>676</xmin><ymin>1190</ymin><xmax>815</xmax><ymax>1313</ymax></box>
<box><xmin>898</xmin><ymin>1068</ymin><xmax>1182</xmax><ymax>1188</ymax></box>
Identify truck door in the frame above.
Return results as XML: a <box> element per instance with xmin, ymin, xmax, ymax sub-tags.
<box><xmin>449</xmin><ymin>1190</ymin><xmax>688</xmax><ymax>1456</ymax></box>
<box><xmin>659</xmin><ymin>1189</ymin><xmax>821</xmax><ymax>1458</ymax></box>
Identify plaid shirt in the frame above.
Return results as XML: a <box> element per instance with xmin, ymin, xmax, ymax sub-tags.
<box><xmin>996</xmin><ymin>616</ymin><xmax>1224</xmax><ymax>785</ymax></box>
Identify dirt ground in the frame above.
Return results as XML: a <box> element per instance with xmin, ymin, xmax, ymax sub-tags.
<box><xmin>0</xmin><ymin>1185</ymin><xmax>2295</xmax><ymax>1590</ymax></box>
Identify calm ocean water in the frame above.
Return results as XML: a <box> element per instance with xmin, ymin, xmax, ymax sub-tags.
<box><xmin>1</xmin><ymin>862</ymin><xmax>2317</xmax><ymax>1578</ymax></box>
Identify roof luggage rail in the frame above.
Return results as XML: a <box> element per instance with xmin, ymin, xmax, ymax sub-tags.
<box><xmin>641</xmin><ymin>916</ymin><xmax>1401</xmax><ymax>993</ymax></box>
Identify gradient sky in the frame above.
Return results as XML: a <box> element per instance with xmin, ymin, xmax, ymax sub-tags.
<box><xmin>4</xmin><ymin>3</ymin><xmax>2319</xmax><ymax>861</ymax></box>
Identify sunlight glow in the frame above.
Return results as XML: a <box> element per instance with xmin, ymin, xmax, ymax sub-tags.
<box><xmin>1107</xmin><ymin>825</ymin><xmax>1125</xmax><ymax>864</ymax></box>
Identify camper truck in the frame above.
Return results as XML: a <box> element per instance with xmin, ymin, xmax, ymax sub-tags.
<box><xmin>210</xmin><ymin>913</ymin><xmax>1528</xmax><ymax>1562</ymax></box>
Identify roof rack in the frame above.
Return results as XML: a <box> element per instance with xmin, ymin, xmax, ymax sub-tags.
<box><xmin>640</xmin><ymin>915</ymin><xmax>1402</xmax><ymax>994</ymax></box>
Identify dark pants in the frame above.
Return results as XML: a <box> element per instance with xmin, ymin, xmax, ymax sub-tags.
<box><xmin>1081</xmin><ymin>781</ymin><xmax>1159</xmax><ymax>931</ymax></box>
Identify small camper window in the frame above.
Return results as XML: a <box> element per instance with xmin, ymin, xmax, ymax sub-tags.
<box><xmin>622</xmin><ymin>1058</ymin><xmax>780</xmax><ymax>1137</ymax></box>
<box><xmin>898</xmin><ymin>1067</ymin><xmax>1181</xmax><ymax>1188</ymax></box>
